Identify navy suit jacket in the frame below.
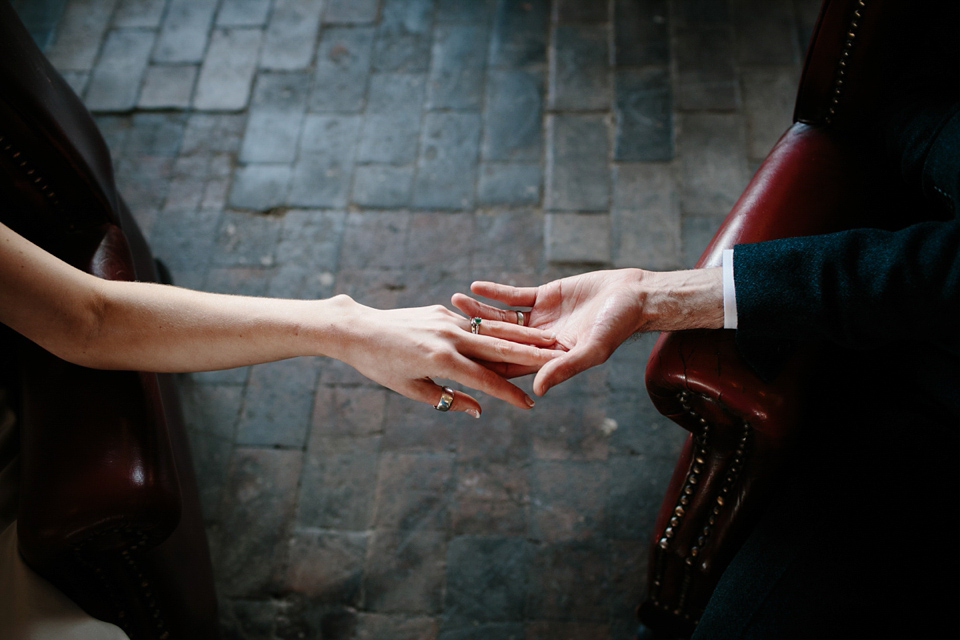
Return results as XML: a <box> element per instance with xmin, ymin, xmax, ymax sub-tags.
<box><xmin>732</xmin><ymin>9</ymin><xmax>960</xmax><ymax>405</ymax></box>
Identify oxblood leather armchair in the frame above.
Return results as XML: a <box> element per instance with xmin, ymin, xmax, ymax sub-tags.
<box><xmin>637</xmin><ymin>0</ymin><xmax>924</xmax><ymax>637</ymax></box>
<box><xmin>0</xmin><ymin>2</ymin><xmax>219</xmax><ymax>639</ymax></box>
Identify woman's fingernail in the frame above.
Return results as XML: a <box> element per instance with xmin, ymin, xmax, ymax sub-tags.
<box><xmin>467</xmin><ymin>409</ymin><xmax>480</xmax><ymax>419</ymax></box>
<box><xmin>525</xmin><ymin>395</ymin><xmax>535</xmax><ymax>408</ymax></box>
<box><xmin>541</xmin><ymin>331</ymin><xmax>556</xmax><ymax>341</ymax></box>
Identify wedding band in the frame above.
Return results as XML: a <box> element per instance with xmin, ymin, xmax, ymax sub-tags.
<box><xmin>516</xmin><ymin>310</ymin><xmax>525</xmax><ymax>326</ymax></box>
<box><xmin>470</xmin><ymin>317</ymin><xmax>482</xmax><ymax>334</ymax></box>
<box><xmin>435</xmin><ymin>386</ymin><xmax>455</xmax><ymax>412</ymax></box>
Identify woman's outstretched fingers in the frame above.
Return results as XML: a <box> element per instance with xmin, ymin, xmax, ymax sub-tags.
<box><xmin>532</xmin><ymin>347</ymin><xmax>599</xmax><ymax>397</ymax></box>
<box><xmin>460</xmin><ymin>334</ymin><xmax>561</xmax><ymax>371</ymax></box>
<box><xmin>489</xmin><ymin>321</ymin><xmax>556</xmax><ymax>346</ymax></box>
<box><xmin>445</xmin><ymin>388</ymin><xmax>482</xmax><ymax>419</ymax></box>
<box><xmin>462</xmin><ymin>315</ymin><xmax>556</xmax><ymax>346</ymax></box>
<box><xmin>450</xmin><ymin>293</ymin><xmax>520</xmax><ymax>325</ymax></box>
<box><xmin>448</xmin><ymin>356</ymin><xmax>538</xmax><ymax>409</ymax></box>
<box><xmin>475</xmin><ymin>360</ymin><xmax>541</xmax><ymax>379</ymax></box>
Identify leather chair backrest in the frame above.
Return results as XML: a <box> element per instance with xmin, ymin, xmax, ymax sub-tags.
<box><xmin>794</xmin><ymin>0</ymin><xmax>899</xmax><ymax>130</ymax></box>
<box><xmin>0</xmin><ymin>0</ymin><xmax>120</xmax><ymax>260</ymax></box>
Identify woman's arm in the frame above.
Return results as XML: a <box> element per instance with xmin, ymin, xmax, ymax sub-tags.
<box><xmin>0</xmin><ymin>222</ymin><xmax>558</xmax><ymax>416</ymax></box>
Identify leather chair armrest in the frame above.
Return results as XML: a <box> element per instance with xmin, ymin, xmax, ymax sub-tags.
<box><xmin>16</xmin><ymin>223</ymin><xmax>181</xmax><ymax>574</ymax></box>
<box><xmin>638</xmin><ymin>122</ymin><xmax>890</xmax><ymax>635</ymax></box>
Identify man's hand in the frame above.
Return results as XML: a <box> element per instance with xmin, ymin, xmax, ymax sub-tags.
<box><xmin>452</xmin><ymin>268</ymin><xmax>724</xmax><ymax>396</ymax></box>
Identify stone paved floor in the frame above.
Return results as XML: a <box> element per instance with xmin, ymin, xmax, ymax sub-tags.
<box><xmin>15</xmin><ymin>0</ymin><xmax>817</xmax><ymax>638</ymax></box>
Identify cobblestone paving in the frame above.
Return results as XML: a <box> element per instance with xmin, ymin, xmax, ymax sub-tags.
<box><xmin>16</xmin><ymin>0</ymin><xmax>816</xmax><ymax>638</ymax></box>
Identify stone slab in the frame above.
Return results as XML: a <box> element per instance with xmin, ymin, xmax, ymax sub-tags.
<box><xmin>488</xmin><ymin>0</ymin><xmax>549</xmax><ymax>69</ymax></box>
<box><xmin>443</xmin><ymin>536</ymin><xmax>530</xmax><ymax>623</ymax></box>
<box><xmin>678</xmin><ymin>112</ymin><xmax>750</xmax><ymax>216</ymax></box>
<box><xmin>614</xmin><ymin>67</ymin><xmax>673</xmax><ymax>161</ymax></box>
<box><xmin>612</xmin><ymin>163</ymin><xmax>681</xmax><ymax>270</ymax></box>
<box><xmin>138</xmin><ymin>64</ymin><xmax>197</xmax><ymax>109</ymax></box>
<box><xmin>194</xmin><ymin>27</ymin><xmax>262</xmax><ymax>111</ymax></box>
<box><xmin>373</xmin><ymin>0</ymin><xmax>434</xmax><ymax>73</ymax></box>
<box><xmin>548</xmin><ymin>24</ymin><xmax>611</xmax><ymax>111</ymax></box>
<box><xmin>614</xmin><ymin>0</ymin><xmax>669</xmax><ymax>66</ymax></box>
<box><xmin>84</xmin><ymin>28</ymin><xmax>154</xmax><ymax>112</ymax></box>
<box><xmin>310</xmin><ymin>26</ymin><xmax>376</xmax><ymax>113</ymax></box>
<box><xmin>675</xmin><ymin>27</ymin><xmax>738</xmax><ymax>111</ymax></box>
<box><xmin>545</xmin><ymin>114</ymin><xmax>610</xmax><ymax>212</ymax></box>
<box><xmin>352</xmin><ymin>164</ymin><xmax>415</xmax><ymax>208</ymax></box>
<box><xmin>260</xmin><ymin>0</ymin><xmax>324</xmax><ymax>70</ymax></box>
<box><xmin>153</xmin><ymin>0</ymin><xmax>217</xmax><ymax>64</ymax></box>
<box><xmin>545</xmin><ymin>212</ymin><xmax>611</xmax><ymax>264</ymax></box>
<box><xmin>216</xmin><ymin>447</ymin><xmax>303</xmax><ymax>597</ymax></box>
<box><xmin>217</xmin><ymin>0</ymin><xmax>272</xmax><ymax>27</ymax></box>
<box><xmin>426</xmin><ymin>23</ymin><xmax>488</xmax><ymax>110</ymax></box>
<box><xmin>356</xmin><ymin>73</ymin><xmax>425</xmax><ymax>164</ymax></box>
<box><xmin>240</xmin><ymin>72</ymin><xmax>312</xmax><ymax>164</ymax></box>
<box><xmin>412</xmin><ymin>112</ymin><xmax>482</xmax><ymax>210</ymax></box>
<box><xmin>477</xmin><ymin>163</ymin><xmax>542</xmax><ymax>206</ymax></box>
<box><xmin>235</xmin><ymin>357</ymin><xmax>321</xmax><ymax>447</ymax></box>
<box><xmin>113</xmin><ymin>0</ymin><xmax>166</xmax><ymax>28</ymax></box>
<box><xmin>482</xmin><ymin>69</ymin><xmax>543</xmax><ymax>162</ymax></box>
<box><xmin>288</xmin><ymin>114</ymin><xmax>362</xmax><ymax>208</ymax></box>
<box><xmin>45</xmin><ymin>0</ymin><xmax>118</xmax><ymax>70</ymax></box>
<box><xmin>324</xmin><ymin>0</ymin><xmax>381</xmax><ymax>24</ymax></box>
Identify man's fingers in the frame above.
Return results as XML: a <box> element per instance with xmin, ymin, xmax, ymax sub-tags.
<box><xmin>469</xmin><ymin>281</ymin><xmax>538</xmax><ymax>307</ymax></box>
<box><xmin>461</xmin><ymin>315</ymin><xmax>556</xmax><ymax>346</ymax></box>
<box><xmin>532</xmin><ymin>347</ymin><xmax>601</xmax><ymax>396</ymax></box>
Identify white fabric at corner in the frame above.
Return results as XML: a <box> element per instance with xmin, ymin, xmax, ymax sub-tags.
<box><xmin>0</xmin><ymin>525</ymin><xmax>129</xmax><ymax>640</ymax></box>
<box><xmin>722</xmin><ymin>248</ymin><xmax>739</xmax><ymax>330</ymax></box>
<box><xmin>0</xmin><ymin>389</ymin><xmax>129</xmax><ymax>640</ymax></box>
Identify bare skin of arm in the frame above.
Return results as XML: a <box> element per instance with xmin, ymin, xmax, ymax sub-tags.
<box><xmin>452</xmin><ymin>267</ymin><xmax>724</xmax><ymax>397</ymax></box>
<box><xmin>0</xmin><ymin>222</ymin><xmax>560</xmax><ymax>417</ymax></box>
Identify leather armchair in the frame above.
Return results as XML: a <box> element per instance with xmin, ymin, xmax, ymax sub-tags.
<box><xmin>637</xmin><ymin>0</ymin><xmax>923</xmax><ymax>636</ymax></box>
<box><xmin>0</xmin><ymin>2</ymin><xmax>219</xmax><ymax>638</ymax></box>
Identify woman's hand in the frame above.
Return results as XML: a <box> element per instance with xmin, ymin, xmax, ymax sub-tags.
<box><xmin>0</xmin><ymin>222</ymin><xmax>556</xmax><ymax>418</ymax></box>
<box><xmin>329</xmin><ymin>297</ymin><xmax>561</xmax><ymax>417</ymax></box>
<box><xmin>452</xmin><ymin>268</ymin><xmax>724</xmax><ymax>396</ymax></box>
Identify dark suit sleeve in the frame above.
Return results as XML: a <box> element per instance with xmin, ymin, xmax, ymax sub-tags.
<box><xmin>734</xmin><ymin>220</ymin><xmax>960</xmax><ymax>353</ymax></box>
<box><xmin>733</xmin><ymin>85</ymin><xmax>960</xmax><ymax>368</ymax></box>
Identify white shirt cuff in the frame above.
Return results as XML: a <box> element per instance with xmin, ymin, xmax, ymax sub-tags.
<box><xmin>722</xmin><ymin>248</ymin><xmax>738</xmax><ymax>330</ymax></box>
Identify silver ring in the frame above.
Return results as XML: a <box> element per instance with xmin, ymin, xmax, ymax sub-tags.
<box><xmin>516</xmin><ymin>310</ymin><xmax>525</xmax><ymax>326</ymax></box>
<box><xmin>470</xmin><ymin>317</ymin><xmax>482</xmax><ymax>334</ymax></box>
<box><xmin>435</xmin><ymin>386</ymin><xmax>455</xmax><ymax>411</ymax></box>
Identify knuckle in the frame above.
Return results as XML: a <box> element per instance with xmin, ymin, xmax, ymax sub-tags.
<box><xmin>430</xmin><ymin>348</ymin><xmax>457</xmax><ymax>368</ymax></box>
<box><xmin>434</xmin><ymin>323</ymin><xmax>457</xmax><ymax>339</ymax></box>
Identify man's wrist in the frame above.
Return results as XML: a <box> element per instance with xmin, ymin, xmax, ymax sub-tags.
<box><xmin>639</xmin><ymin>268</ymin><xmax>725</xmax><ymax>332</ymax></box>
